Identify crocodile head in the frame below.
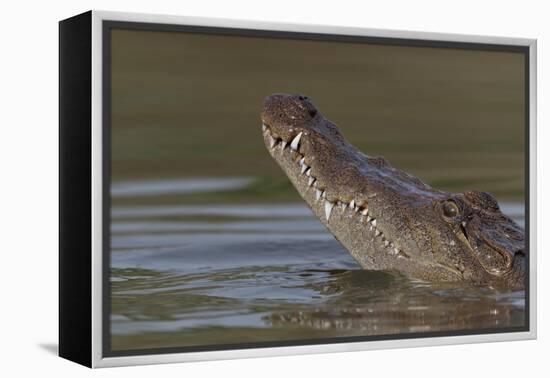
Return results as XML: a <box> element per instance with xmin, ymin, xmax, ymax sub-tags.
<box><xmin>260</xmin><ymin>94</ymin><xmax>525</xmax><ymax>289</ymax></box>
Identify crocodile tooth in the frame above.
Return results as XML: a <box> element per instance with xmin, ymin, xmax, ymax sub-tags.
<box><xmin>268</xmin><ymin>135</ymin><xmax>277</xmax><ymax>148</ymax></box>
<box><xmin>372</xmin><ymin>219</ymin><xmax>377</xmax><ymax>226</ymax></box>
<box><xmin>308</xmin><ymin>177</ymin><xmax>315</xmax><ymax>186</ymax></box>
<box><xmin>341</xmin><ymin>202</ymin><xmax>347</xmax><ymax>211</ymax></box>
<box><xmin>290</xmin><ymin>132</ymin><xmax>302</xmax><ymax>151</ymax></box>
<box><xmin>324</xmin><ymin>201</ymin><xmax>334</xmax><ymax>221</ymax></box>
<box><xmin>305</xmin><ymin>168</ymin><xmax>311</xmax><ymax>176</ymax></box>
<box><xmin>299</xmin><ymin>157</ymin><xmax>305</xmax><ymax>167</ymax></box>
<box><xmin>361</xmin><ymin>208</ymin><xmax>368</xmax><ymax>216</ymax></box>
<box><xmin>280</xmin><ymin>141</ymin><xmax>287</xmax><ymax>151</ymax></box>
<box><xmin>322</xmin><ymin>191</ymin><xmax>326</xmax><ymax>198</ymax></box>
<box><xmin>375</xmin><ymin>230</ymin><xmax>381</xmax><ymax>236</ymax></box>
<box><xmin>301</xmin><ymin>164</ymin><xmax>308</xmax><ymax>175</ymax></box>
<box><xmin>350</xmin><ymin>200</ymin><xmax>355</xmax><ymax>209</ymax></box>
<box><xmin>393</xmin><ymin>248</ymin><xmax>399</xmax><ymax>255</ymax></box>
<box><xmin>315</xmin><ymin>189</ymin><xmax>322</xmax><ymax>200</ymax></box>
<box><xmin>384</xmin><ymin>240</ymin><xmax>390</xmax><ymax>247</ymax></box>
<box><xmin>262</xmin><ymin>123</ymin><xmax>267</xmax><ymax>132</ymax></box>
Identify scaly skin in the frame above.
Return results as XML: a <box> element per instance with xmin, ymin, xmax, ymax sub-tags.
<box><xmin>260</xmin><ymin>94</ymin><xmax>525</xmax><ymax>289</ymax></box>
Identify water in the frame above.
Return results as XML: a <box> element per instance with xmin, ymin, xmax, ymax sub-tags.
<box><xmin>110</xmin><ymin>179</ymin><xmax>525</xmax><ymax>352</ymax></box>
<box><xmin>111</xmin><ymin>177</ymin><xmax>255</xmax><ymax>198</ymax></box>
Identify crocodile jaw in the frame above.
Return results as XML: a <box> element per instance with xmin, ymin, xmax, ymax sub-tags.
<box><xmin>260</xmin><ymin>124</ymin><xmax>464</xmax><ymax>280</ymax></box>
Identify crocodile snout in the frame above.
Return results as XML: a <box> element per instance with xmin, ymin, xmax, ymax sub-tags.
<box><xmin>261</xmin><ymin>94</ymin><xmax>319</xmax><ymax>139</ymax></box>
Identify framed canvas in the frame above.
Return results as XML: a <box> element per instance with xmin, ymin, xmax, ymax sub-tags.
<box><xmin>59</xmin><ymin>10</ymin><xmax>537</xmax><ymax>368</ymax></box>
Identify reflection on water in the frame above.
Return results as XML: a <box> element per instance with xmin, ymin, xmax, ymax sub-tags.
<box><xmin>110</xmin><ymin>178</ymin><xmax>525</xmax><ymax>351</ymax></box>
<box><xmin>112</xmin><ymin>177</ymin><xmax>254</xmax><ymax>197</ymax></box>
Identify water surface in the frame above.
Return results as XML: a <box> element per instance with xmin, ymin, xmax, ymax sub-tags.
<box><xmin>110</xmin><ymin>180</ymin><xmax>525</xmax><ymax>351</ymax></box>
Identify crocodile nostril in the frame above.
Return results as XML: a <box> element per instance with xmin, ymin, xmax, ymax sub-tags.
<box><xmin>308</xmin><ymin>108</ymin><xmax>317</xmax><ymax>117</ymax></box>
<box><xmin>298</xmin><ymin>95</ymin><xmax>308</xmax><ymax>101</ymax></box>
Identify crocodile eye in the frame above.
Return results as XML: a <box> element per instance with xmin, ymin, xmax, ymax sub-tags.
<box><xmin>442</xmin><ymin>200</ymin><xmax>460</xmax><ymax>219</ymax></box>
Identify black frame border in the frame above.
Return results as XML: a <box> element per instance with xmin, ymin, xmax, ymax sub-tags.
<box><xmin>101</xmin><ymin>20</ymin><xmax>531</xmax><ymax>358</ymax></box>
<box><xmin>59</xmin><ymin>11</ymin><xmax>93</xmax><ymax>367</ymax></box>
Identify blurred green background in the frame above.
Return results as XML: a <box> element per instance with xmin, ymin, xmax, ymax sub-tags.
<box><xmin>110</xmin><ymin>29</ymin><xmax>525</xmax><ymax>204</ymax></box>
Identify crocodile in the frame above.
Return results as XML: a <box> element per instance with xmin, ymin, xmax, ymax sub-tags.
<box><xmin>260</xmin><ymin>93</ymin><xmax>525</xmax><ymax>289</ymax></box>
